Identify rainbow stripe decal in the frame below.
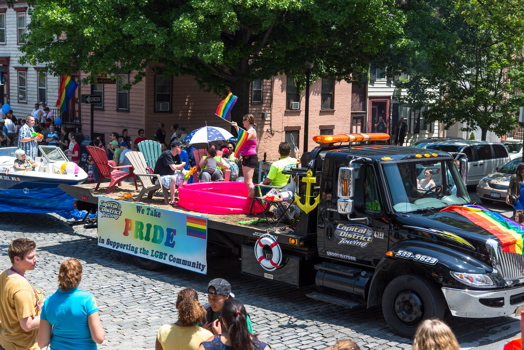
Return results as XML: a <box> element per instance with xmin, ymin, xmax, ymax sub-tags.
<box><xmin>55</xmin><ymin>76</ymin><xmax>78</xmax><ymax>111</ymax></box>
<box><xmin>441</xmin><ymin>205</ymin><xmax>524</xmax><ymax>254</ymax></box>
<box><xmin>215</xmin><ymin>92</ymin><xmax>238</xmax><ymax>120</ymax></box>
<box><xmin>234</xmin><ymin>128</ymin><xmax>249</xmax><ymax>158</ymax></box>
<box><xmin>186</xmin><ymin>216</ymin><xmax>207</xmax><ymax>239</ymax></box>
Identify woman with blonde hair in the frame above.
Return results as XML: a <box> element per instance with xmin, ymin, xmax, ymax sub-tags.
<box><xmin>231</xmin><ymin>114</ymin><xmax>258</xmax><ymax>198</ymax></box>
<box><xmin>38</xmin><ymin>259</ymin><xmax>105</xmax><ymax>349</ymax></box>
<box><xmin>412</xmin><ymin>319</ymin><xmax>459</xmax><ymax>350</ymax></box>
<box><xmin>156</xmin><ymin>288</ymin><xmax>212</xmax><ymax>350</ymax></box>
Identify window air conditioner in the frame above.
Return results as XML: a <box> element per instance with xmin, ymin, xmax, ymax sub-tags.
<box><xmin>290</xmin><ymin>102</ymin><xmax>300</xmax><ymax>110</ymax></box>
<box><xmin>158</xmin><ymin>102</ymin><xmax>170</xmax><ymax>112</ymax></box>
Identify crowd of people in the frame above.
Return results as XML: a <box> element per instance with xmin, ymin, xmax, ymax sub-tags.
<box><xmin>1</xmin><ymin>239</ymin><xmax>468</xmax><ymax>350</ymax></box>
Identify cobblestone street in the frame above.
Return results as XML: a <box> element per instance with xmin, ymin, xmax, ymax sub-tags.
<box><xmin>0</xmin><ymin>210</ymin><xmax>519</xmax><ymax>349</ymax></box>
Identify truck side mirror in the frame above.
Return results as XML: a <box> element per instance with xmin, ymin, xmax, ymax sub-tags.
<box><xmin>337</xmin><ymin>198</ymin><xmax>354</xmax><ymax>214</ymax></box>
<box><xmin>337</xmin><ymin>167</ymin><xmax>355</xmax><ymax>199</ymax></box>
<box><xmin>337</xmin><ymin>167</ymin><xmax>355</xmax><ymax>214</ymax></box>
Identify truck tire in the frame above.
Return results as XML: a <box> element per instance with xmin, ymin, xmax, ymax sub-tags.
<box><xmin>382</xmin><ymin>274</ymin><xmax>446</xmax><ymax>338</ymax></box>
<box><xmin>133</xmin><ymin>256</ymin><xmax>164</xmax><ymax>271</ymax></box>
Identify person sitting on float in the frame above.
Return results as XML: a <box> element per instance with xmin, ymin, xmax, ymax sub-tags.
<box><xmin>14</xmin><ymin>149</ymin><xmax>38</xmax><ymax>171</ymax></box>
<box><xmin>199</xmin><ymin>146</ymin><xmax>230</xmax><ymax>182</ymax></box>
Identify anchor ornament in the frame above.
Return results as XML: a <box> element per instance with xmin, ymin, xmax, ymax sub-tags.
<box><xmin>294</xmin><ymin>169</ymin><xmax>320</xmax><ymax>214</ymax></box>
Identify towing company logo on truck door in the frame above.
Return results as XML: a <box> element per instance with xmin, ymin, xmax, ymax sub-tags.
<box><xmin>335</xmin><ymin>224</ymin><xmax>373</xmax><ymax>248</ymax></box>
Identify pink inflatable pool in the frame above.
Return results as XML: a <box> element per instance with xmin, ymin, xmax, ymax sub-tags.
<box><xmin>178</xmin><ymin>182</ymin><xmax>265</xmax><ymax>215</ymax></box>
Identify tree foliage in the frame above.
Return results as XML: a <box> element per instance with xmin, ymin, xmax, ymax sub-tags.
<box><xmin>391</xmin><ymin>0</ymin><xmax>524</xmax><ymax>140</ymax></box>
<box><xmin>20</xmin><ymin>0</ymin><xmax>405</xmax><ymax>122</ymax></box>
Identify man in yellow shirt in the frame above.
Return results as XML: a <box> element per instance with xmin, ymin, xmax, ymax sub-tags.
<box><xmin>0</xmin><ymin>238</ymin><xmax>43</xmax><ymax>350</ymax></box>
<box><xmin>262</xmin><ymin>142</ymin><xmax>297</xmax><ymax>187</ymax></box>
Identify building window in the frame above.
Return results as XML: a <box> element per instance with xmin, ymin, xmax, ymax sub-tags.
<box><xmin>37</xmin><ymin>71</ymin><xmax>47</xmax><ymax>104</ymax></box>
<box><xmin>92</xmin><ymin>84</ymin><xmax>104</xmax><ymax>109</ymax></box>
<box><xmin>0</xmin><ymin>13</ymin><xmax>6</xmax><ymax>44</ymax></box>
<box><xmin>252</xmin><ymin>79</ymin><xmax>262</xmax><ymax>103</ymax></box>
<box><xmin>321</xmin><ymin>79</ymin><xmax>334</xmax><ymax>110</ymax></box>
<box><xmin>18</xmin><ymin>71</ymin><xmax>27</xmax><ymax>103</ymax></box>
<box><xmin>117</xmin><ymin>74</ymin><xmax>129</xmax><ymax>110</ymax></box>
<box><xmin>369</xmin><ymin>63</ymin><xmax>385</xmax><ymax>82</ymax></box>
<box><xmin>285</xmin><ymin>130</ymin><xmax>299</xmax><ymax>157</ymax></box>
<box><xmin>286</xmin><ymin>77</ymin><xmax>300</xmax><ymax>110</ymax></box>
<box><xmin>17</xmin><ymin>12</ymin><xmax>26</xmax><ymax>45</ymax></box>
<box><xmin>155</xmin><ymin>74</ymin><xmax>172</xmax><ymax>112</ymax></box>
<box><xmin>320</xmin><ymin>128</ymin><xmax>333</xmax><ymax>135</ymax></box>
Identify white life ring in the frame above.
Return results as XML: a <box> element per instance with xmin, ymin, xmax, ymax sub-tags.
<box><xmin>254</xmin><ymin>234</ymin><xmax>282</xmax><ymax>271</ymax></box>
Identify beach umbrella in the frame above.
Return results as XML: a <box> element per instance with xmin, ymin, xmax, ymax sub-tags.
<box><xmin>184</xmin><ymin>126</ymin><xmax>234</xmax><ymax>145</ymax></box>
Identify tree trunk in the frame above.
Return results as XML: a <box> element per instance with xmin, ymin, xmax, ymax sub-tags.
<box><xmin>481</xmin><ymin>128</ymin><xmax>487</xmax><ymax>141</ymax></box>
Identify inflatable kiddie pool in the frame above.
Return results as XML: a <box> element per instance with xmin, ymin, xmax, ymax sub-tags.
<box><xmin>178</xmin><ymin>182</ymin><xmax>265</xmax><ymax>215</ymax></box>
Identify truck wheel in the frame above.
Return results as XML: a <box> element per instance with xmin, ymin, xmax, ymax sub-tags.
<box><xmin>133</xmin><ymin>256</ymin><xmax>164</xmax><ymax>271</ymax></box>
<box><xmin>382</xmin><ymin>274</ymin><xmax>445</xmax><ymax>338</ymax></box>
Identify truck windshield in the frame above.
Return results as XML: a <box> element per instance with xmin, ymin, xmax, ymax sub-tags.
<box><xmin>382</xmin><ymin>159</ymin><xmax>470</xmax><ymax>213</ymax></box>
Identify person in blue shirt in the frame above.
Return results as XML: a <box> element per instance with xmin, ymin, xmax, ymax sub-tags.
<box><xmin>45</xmin><ymin>124</ymin><xmax>59</xmax><ymax>146</ymax></box>
<box><xmin>37</xmin><ymin>259</ymin><xmax>105</xmax><ymax>350</ymax></box>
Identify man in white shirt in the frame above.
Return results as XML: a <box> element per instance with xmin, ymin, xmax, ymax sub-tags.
<box><xmin>4</xmin><ymin>112</ymin><xmax>16</xmax><ymax>146</ymax></box>
<box><xmin>31</xmin><ymin>104</ymin><xmax>40</xmax><ymax>120</ymax></box>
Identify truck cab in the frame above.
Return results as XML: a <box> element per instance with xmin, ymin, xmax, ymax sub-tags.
<box><xmin>284</xmin><ymin>133</ymin><xmax>524</xmax><ymax>337</ymax></box>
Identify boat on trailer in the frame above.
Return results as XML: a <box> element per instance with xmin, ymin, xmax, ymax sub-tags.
<box><xmin>0</xmin><ymin>146</ymin><xmax>88</xmax><ymax>213</ymax></box>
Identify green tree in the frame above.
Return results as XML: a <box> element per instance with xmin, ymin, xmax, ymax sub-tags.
<box><xmin>20</xmin><ymin>0</ymin><xmax>405</xmax><ymax>123</ymax></box>
<box><xmin>391</xmin><ymin>0</ymin><xmax>524</xmax><ymax>140</ymax></box>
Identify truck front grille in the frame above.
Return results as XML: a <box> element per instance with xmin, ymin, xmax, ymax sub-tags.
<box><xmin>494</xmin><ymin>248</ymin><xmax>524</xmax><ymax>281</ymax></box>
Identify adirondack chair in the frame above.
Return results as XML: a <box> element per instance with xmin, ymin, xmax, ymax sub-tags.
<box><xmin>138</xmin><ymin>140</ymin><xmax>162</xmax><ymax>169</ymax></box>
<box><xmin>125</xmin><ymin>151</ymin><xmax>169</xmax><ymax>204</ymax></box>
<box><xmin>87</xmin><ymin>146</ymin><xmax>137</xmax><ymax>194</ymax></box>
<box><xmin>192</xmin><ymin>148</ymin><xmax>231</xmax><ymax>182</ymax></box>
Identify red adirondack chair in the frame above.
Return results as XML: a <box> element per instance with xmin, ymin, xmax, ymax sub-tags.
<box><xmin>87</xmin><ymin>146</ymin><xmax>137</xmax><ymax>194</ymax></box>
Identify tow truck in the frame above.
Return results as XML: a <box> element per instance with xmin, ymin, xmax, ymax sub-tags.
<box><xmin>62</xmin><ymin>133</ymin><xmax>524</xmax><ymax>337</ymax></box>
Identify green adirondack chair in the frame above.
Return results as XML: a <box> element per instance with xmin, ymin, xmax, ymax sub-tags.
<box><xmin>138</xmin><ymin>140</ymin><xmax>162</xmax><ymax>169</ymax></box>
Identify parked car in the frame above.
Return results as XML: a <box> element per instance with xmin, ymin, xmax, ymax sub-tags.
<box><xmin>417</xmin><ymin>140</ymin><xmax>510</xmax><ymax>186</ymax></box>
<box><xmin>503</xmin><ymin>140</ymin><xmax>523</xmax><ymax>160</ymax></box>
<box><xmin>412</xmin><ymin>137</ymin><xmax>465</xmax><ymax>149</ymax></box>
<box><xmin>476</xmin><ymin>157</ymin><xmax>522</xmax><ymax>204</ymax></box>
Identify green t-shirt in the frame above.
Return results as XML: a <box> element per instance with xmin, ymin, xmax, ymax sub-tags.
<box><xmin>113</xmin><ymin>148</ymin><xmax>123</xmax><ymax>163</ymax></box>
<box><xmin>267</xmin><ymin>157</ymin><xmax>297</xmax><ymax>187</ymax></box>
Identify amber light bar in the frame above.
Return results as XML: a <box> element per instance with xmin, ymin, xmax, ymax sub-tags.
<box><xmin>313</xmin><ymin>133</ymin><xmax>390</xmax><ymax>144</ymax></box>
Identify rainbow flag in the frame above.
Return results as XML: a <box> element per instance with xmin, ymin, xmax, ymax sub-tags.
<box><xmin>441</xmin><ymin>205</ymin><xmax>524</xmax><ymax>254</ymax></box>
<box><xmin>234</xmin><ymin>128</ymin><xmax>249</xmax><ymax>158</ymax></box>
<box><xmin>55</xmin><ymin>76</ymin><xmax>78</xmax><ymax>111</ymax></box>
<box><xmin>186</xmin><ymin>216</ymin><xmax>207</xmax><ymax>240</ymax></box>
<box><xmin>215</xmin><ymin>92</ymin><xmax>238</xmax><ymax>120</ymax></box>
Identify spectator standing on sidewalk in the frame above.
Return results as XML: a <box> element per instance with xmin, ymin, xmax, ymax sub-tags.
<box><xmin>202</xmin><ymin>278</ymin><xmax>253</xmax><ymax>335</ymax></box>
<box><xmin>199</xmin><ymin>299</ymin><xmax>270</xmax><ymax>350</ymax></box>
<box><xmin>0</xmin><ymin>238</ymin><xmax>44</xmax><ymax>350</ymax></box>
<box><xmin>412</xmin><ymin>319</ymin><xmax>459</xmax><ymax>350</ymax></box>
<box><xmin>37</xmin><ymin>258</ymin><xmax>105</xmax><ymax>349</ymax></box>
<box><xmin>155</xmin><ymin>288</ymin><xmax>212</xmax><ymax>350</ymax></box>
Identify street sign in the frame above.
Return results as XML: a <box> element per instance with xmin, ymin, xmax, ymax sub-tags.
<box><xmin>95</xmin><ymin>74</ymin><xmax>116</xmax><ymax>84</ymax></box>
<box><xmin>81</xmin><ymin>94</ymin><xmax>102</xmax><ymax>104</ymax></box>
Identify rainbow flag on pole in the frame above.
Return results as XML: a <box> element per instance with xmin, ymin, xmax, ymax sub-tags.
<box><xmin>55</xmin><ymin>76</ymin><xmax>78</xmax><ymax>111</ymax></box>
<box><xmin>215</xmin><ymin>92</ymin><xmax>238</xmax><ymax>120</ymax></box>
<box><xmin>234</xmin><ymin>128</ymin><xmax>249</xmax><ymax>158</ymax></box>
<box><xmin>441</xmin><ymin>205</ymin><xmax>524</xmax><ymax>254</ymax></box>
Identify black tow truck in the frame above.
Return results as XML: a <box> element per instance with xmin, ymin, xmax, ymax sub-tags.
<box><xmin>63</xmin><ymin>133</ymin><xmax>524</xmax><ymax>337</ymax></box>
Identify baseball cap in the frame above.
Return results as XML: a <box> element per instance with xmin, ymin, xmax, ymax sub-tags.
<box><xmin>207</xmin><ymin>278</ymin><xmax>232</xmax><ymax>296</ymax></box>
<box><xmin>171</xmin><ymin>139</ymin><xmax>182</xmax><ymax>148</ymax></box>
<box><xmin>110</xmin><ymin>140</ymin><xmax>119</xmax><ymax>146</ymax></box>
<box><xmin>119</xmin><ymin>141</ymin><xmax>128</xmax><ymax>148</ymax></box>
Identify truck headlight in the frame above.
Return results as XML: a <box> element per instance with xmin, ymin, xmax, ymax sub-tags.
<box><xmin>450</xmin><ymin>271</ymin><xmax>494</xmax><ymax>288</ymax></box>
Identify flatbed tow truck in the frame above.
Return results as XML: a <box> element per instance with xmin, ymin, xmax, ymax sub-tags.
<box><xmin>61</xmin><ymin>133</ymin><xmax>524</xmax><ymax>337</ymax></box>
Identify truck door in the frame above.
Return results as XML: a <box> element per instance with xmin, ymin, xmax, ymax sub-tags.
<box><xmin>320</xmin><ymin>160</ymin><xmax>390</xmax><ymax>267</ymax></box>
